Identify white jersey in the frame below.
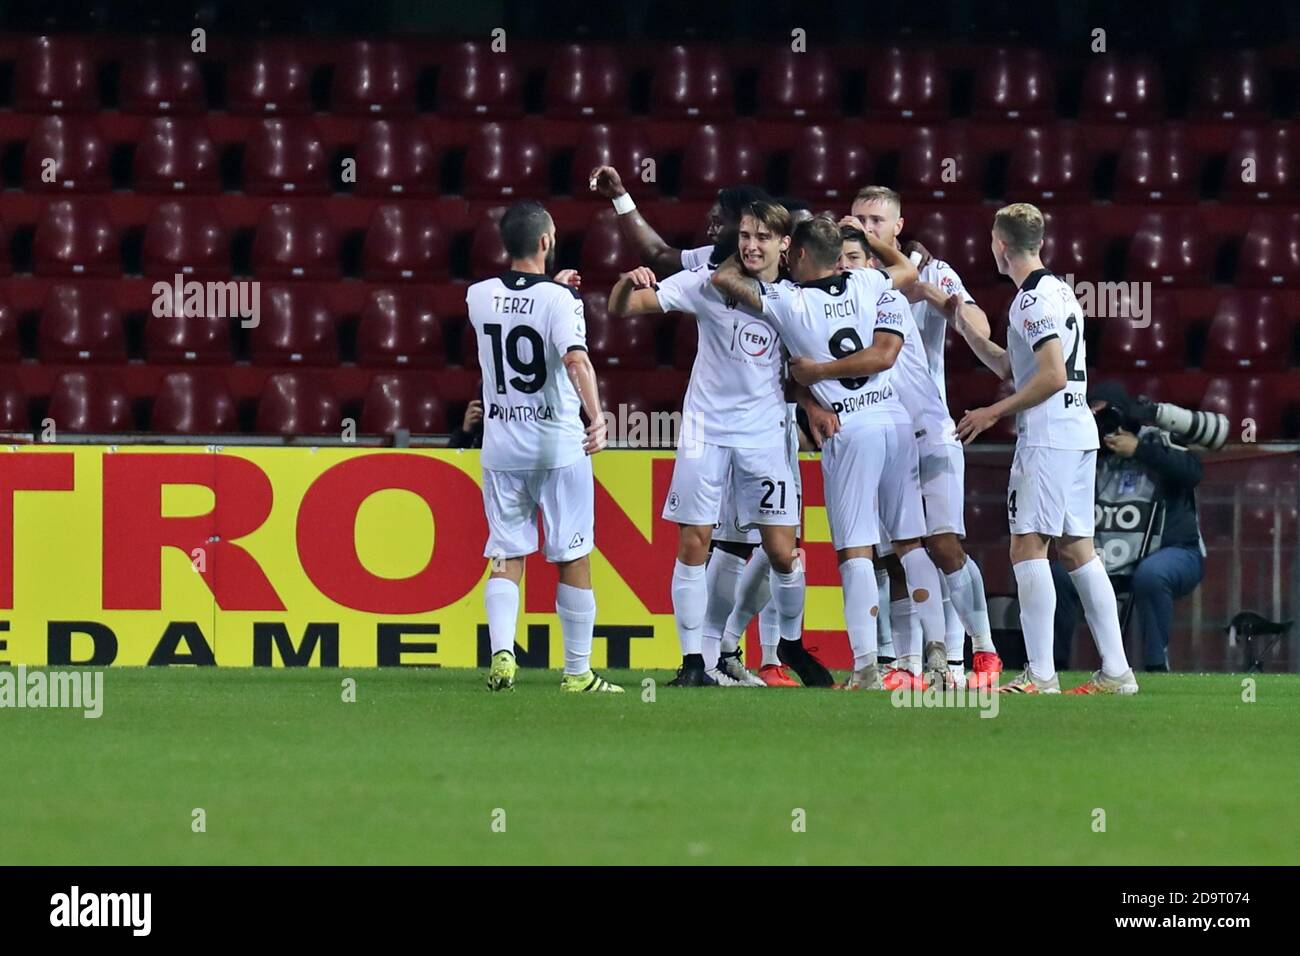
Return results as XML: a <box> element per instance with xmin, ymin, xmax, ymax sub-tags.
<box><xmin>680</xmin><ymin>245</ymin><xmax>712</xmax><ymax>271</ymax></box>
<box><xmin>879</xmin><ymin>286</ymin><xmax>956</xmax><ymax>442</ymax></box>
<box><xmin>467</xmin><ymin>270</ymin><xmax>588</xmax><ymax>471</ymax></box>
<box><xmin>759</xmin><ymin>268</ymin><xmax>909</xmax><ymax>428</ymax></box>
<box><xmin>1007</xmin><ymin>269</ymin><xmax>1098</xmax><ymax>451</ymax></box>
<box><xmin>911</xmin><ymin>258</ymin><xmax>975</xmax><ymax>411</ymax></box>
<box><xmin>655</xmin><ymin>265</ymin><xmax>787</xmax><ymax>448</ymax></box>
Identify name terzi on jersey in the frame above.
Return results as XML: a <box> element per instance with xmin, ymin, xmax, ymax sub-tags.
<box><xmin>490</xmin><ymin>294</ymin><xmax>536</xmax><ymax>314</ymax></box>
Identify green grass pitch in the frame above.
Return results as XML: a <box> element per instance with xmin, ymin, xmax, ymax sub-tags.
<box><xmin>2</xmin><ymin>668</ymin><xmax>1297</xmax><ymax>865</ymax></box>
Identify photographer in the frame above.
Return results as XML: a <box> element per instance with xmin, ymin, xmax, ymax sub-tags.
<box><xmin>1051</xmin><ymin>381</ymin><xmax>1205</xmax><ymax>672</ymax></box>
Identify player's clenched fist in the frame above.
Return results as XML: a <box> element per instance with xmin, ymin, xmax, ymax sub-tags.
<box><xmin>584</xmin><ymin>414</ymin><xmax>608</xmax><ymax>455</ymax></box>
<box><xmin>589</xmin><ymin>165</ymin><xmax>625</xmax><ymax>198</ymax></box>
<box><xmin>787</xmin><ymin>355</ymin><xmax>825</xmax><ymax>387</ymax></box>
<box><xmin>554</xmin><ymin>269</ymin><xmax>582</xmax><ymax>288</ymax></box>
<box><xmin>620</xmin><ymin>266</ymin><xmax>657</xmax><ymax>289</ymax></box>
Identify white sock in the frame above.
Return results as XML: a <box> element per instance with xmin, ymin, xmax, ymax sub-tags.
<box><xmin>556</xmin><ymin>583</ymin><xmax>597</xmax><ymax>676</ymax></box>
<box><xmin>875</xmin><ymin>566</ymin><xmax>894</xmax><ymax>659</ymax></box>
<box><xmin>892</xmin><ymin>598</ymin><xmax>919</xmax><ymax>673</ymax></box>
<box><xmin>485</xmin><ymin>578</ymin><xmax>519</xmax><ymax>656</ymax></box>
<box><xmin>723</xmin><ymin>549</ymin><xmax>771</xmax><ymax>648</ymax></box>
<box><xmin>1013</xmin><ymin>559</ymin><xmax>1056</xmax><ymax>681</ymax></box>
<box><xmin>759</xmin><ymin>601</ymin><xmax>780</xmax><ymax>665</ymax></box>
<box><xmin>947</xmin><ymin>559</ymin><xmax>995</xmax><ymax>652</ymax></box>
<box><xmin>703</xmin><ymin>549</ymin><xmax>746</xmax><ymax>668</ymax></box>
<box><xmin>671</xmin><ymin>559</ymin><xmax>707</xmax><ymax>657</ymax></box>
<box><xmin>941</xmin><ymin>576</ymin><xmax>965</xmax><ymax>663</ymax></box>
<box><xmin>770</xmin><ymin>565</ymin><xmax>805</xmax><ymax>641</ymax></box>
<box><xmin>900</xmin><ymin>548</ymin><xmax>945</xmax><ymax>654</ymax></box>
<box><xmin>1069</xmin><ymin>556</ymin><xmax>1132</xmax><ymax>677</ymax></box>
<box><xmin>840</xmin><ymin>557</ymin><xmax>879</xmax><ymax>669</ymax></box>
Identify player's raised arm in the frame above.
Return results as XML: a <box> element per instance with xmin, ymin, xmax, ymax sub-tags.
<box><xmin>562</xmin><ymin>348</ymin><xmax>608</xmax><ymax>455</ymax></box>
<box><xmin>863</xmin><ymin>229</ymin><xmax>918</xmax><ymax>291</ymax></box>
<box><xmin>708</xmin><ymin>254</ymin><xmax>764</xmax><ymax>314</ymax></box>
<box><xmin>943</xmin><ymin>293</ymin><xmax>1009</xmax><ymax>380</ymax></box>
<box><xmin>590</xmin><ymin>165</ymin><xmax>685</xmax><ymax>277</ymax></box>
<box><xmin>607</xmin><ymin>266</ymin><xmax>664</xmax><ymax>316</ymax></box>
<box><xmin>956</xmin><ymin>334</ymin><xmax>1067</xmax><ymax>444</ymax></box>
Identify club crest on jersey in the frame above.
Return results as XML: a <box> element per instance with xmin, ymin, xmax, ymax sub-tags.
<box><xmin>1017</xmin><ymin>292</ymin><xmax>1038</xmax><ymax>310</ymax></box>
<box><xmin>668</xmin><ymin>492</ymin><xmax>680</xmax><ymax>511</ymax></box>
<box><xmin>737</xmin><ymin>320</ymin><xmax>775</xmax><ymax>357</ymax></box>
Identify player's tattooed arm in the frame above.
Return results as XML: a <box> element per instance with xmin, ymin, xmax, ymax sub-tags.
<box><xmin>708</xmin><ymin>254</ymin><xmax>764</xmax><ymax>314</ymax></box>
<box><xmin>562</xmin><ymin>349</ymin><xmax>608</xmax><ymax>455</ymax></box>
<box><xmin>956</xmin><ymin>338</ymin><xmax>1067</xmax><ymax>444</ymax></box>
<box><xmin>590</xmin><ymin>165</ymin><xmax>685</xmax><ymax>277</ymax></box>
<box><xmin>943</xmin><ymin>294</ymin><xmax>1007</xmax><ymax>379</ymax></box>
<box><xmin>608</xmin><ymin>266</ymin><xmax>663</xmax><ymax>316</ymax></box>
<box><xmin>863</xmin><ymin>231</ymin><xmax>918</xmax><ymax>291</ymax></box>
<box><xmin>788</xmin><ymin>329</ymin><xmax>903</xmax><ymax>386</ymax></box>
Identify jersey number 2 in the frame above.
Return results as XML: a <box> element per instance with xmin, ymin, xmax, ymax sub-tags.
<box><xmin>1063</xmin><ymin>315</ymin><xmax>1086</xmax><ymax>383</ymax></box>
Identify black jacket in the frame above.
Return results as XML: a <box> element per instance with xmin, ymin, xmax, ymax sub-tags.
<box><xmin>1129</xmin><ymin>430</ymin><xmax>1203</xmax><ymax>551</ymax></box>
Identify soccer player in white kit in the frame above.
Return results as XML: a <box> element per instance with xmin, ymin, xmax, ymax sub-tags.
<box><xmin>466</xmin><ymin>201</ymin><xmax>622</xmax><ymax>694</ymax></box>
<box><xmin>712</xmin><ymin>215</ymin><xmax>921</xmax><ymax>689</ymax></box>
<box><xmin>950</xmin><ymin>203</ymin><xmax>1139</xmax><ymax>695</ymax></box>
<box><xmin>847</xmin><ymin>187</ymin><xmax>1004</xmax><ymax>690</ymax></box>
<box><xmin>608</xmin><ymin>200</ymin><xmax>826</xmax><ymax>687</ymax></box>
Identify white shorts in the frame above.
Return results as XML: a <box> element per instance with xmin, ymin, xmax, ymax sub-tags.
<box><xmin>918</xmin><ymin>437</ymin><xmax>966</xmax><ymax>538</ymax></box>
<box><xmin>664</xmin><ymin>439</ymin><xmax>799</xmax><ymax>529</ymax></box>
<box><xmin>482</xmin><ymin>457</ymin><xmax>595</xmax><ymax>563</ymax></box>
<box><xmin>1008</xmin><ymin>446</ymin><xmax>1096</xmax><ymax>538</ymax></box>
<box><xmin>822</xmin><ymin>419</ymin><xmax>925</xmax><ymax>551</ymax></box>
<box><xmin>712</xmin><ymin>415</ymin><xmax>802</xmax><ymax>543</ymax></box>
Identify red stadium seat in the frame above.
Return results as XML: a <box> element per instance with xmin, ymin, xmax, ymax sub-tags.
<box><xmin>679</xmin><ymin>122</ymin><xmax>761</xmax><ymax>200</ymax></box>
<box><xmin>15</xmin><ymin>36</ymin><xmax>97</xmax><ymax>113</ymax></box>
<box><xmin>242</xmin><ymin>118</ymin><xmax>330</xmax><ymax>195</ymax></box>
<box><xmin>1113</xmin><ymin>126</ymin><xmax>1198</xmax><ymax>203</ymax></box>
<box><xmin>353</xmin><ymin>120</ymin><xmax>438</xmax><ymax>197</ymax></box>
<box><xmin>132</xmin><ymin>117</ymin><xmax>221</xmax><ymax>193</ymax></box>
<box><xmin>33</xmin><ymin>199</ymin><xmax>119</xmax><ymax>276</ymax></box>
<box><xmin>462</xmin><ymin>122</ymin><xmax>546</xmax><ymax>199</ymax></box>
<box><xmin>331</xmin><ymin>40</ymin><xmax>417</xmax><ymax>116</ymax></box>
<box><xmin>1223</xmin><ymin>126</ymin><xmax>1298</xmax><ymax>202</ymax></box>
<box><xmin>584</xmin><ymin>292</ymin><xmax>657</xmax><ymax>369</ymax></box>
<box><xmin>0</xmin><ymin>369</ymin><xmax>28</xmax><ymax>431</ymax></box>
<box><xmin>569</xmin><ymin>122</ymin><xmax>652</xmax><ymax>196</ymax></box>
<box><xmin>47</xmin><ymin>370</ymin><xmax>133</xmax><ymax>432</ymax></box>
<box><xmin>972</xmin><ymin>49</ymin><xmax>1056</xmax><ymax>120</ymax></box>
<box><xmin>436</xmin><ymin>42</ymin><xmax>522</xmax><ymax>118</ymax></box>
<box><xmin>360</xmin><ymin>375</ymin><xmax>448</xmax><ymax>434</ymax></box>
<box><xmin>459</xmin><ymin>322</ymin><xmax>480</xmax><ymax>369</ymax></box>
<box><xmin>144</xmin><ymin>304</ymin><xmax>233</xmax><ymax>364</ymax></box>
<box><xmin>1004</xmin><ymin>125</ymin><xmax>1090</xmax><ymax>201</ymax></box>
<box><xmin>1040</xmin><ymin>208</ymin><xmax>1100</xmax><ymax>281</ymax></box>
<box><xmin>1096</xmin><ymin>308</ymin><xmax>1182</xmax><ymax>372</ymax></box>
<box><xmin>250</xmin><ymin>285</ymin><xmax>338</xmax><ymax>365</ymax></box>
<box><xmin>469</xmin><ymin>207</ymin><xmax>510</xmax><ymax>277</ymax></box>
<box><xmin>226</xmin><ymin>41</ymin><xmax>312</xmax><ymax>115</ymax></box>
<box><xmin>897</xmin><ymin>127</ymin><xmax>980</xmax><ymax>201</ymax></box>
<box><xmin>150</xmin><ymin>371</ymin><xmax>239</xmax><ymax>434</ymax></box>
<box><xmin>579</xmin><ymin>207</ymin><xmax>638</xmax><ymax>283</ymax></box>
<box><xmin>1191</xmin><ymin>51</ymin><xmax>1272</xmax><ymax>122</ymax></box>
<box><xmin>544</xmin><ymin>44</ymin><xmax>627</xmax><ymax>119</ymax></box>
<box><xmin>908</xmin><ymin>208</ymin><xmax>996</xmax><ymax>287</ymax></box>
<box><xmin>142</xmin><ymin>201</ymin><xmax>230</xmax><ymax>279</ymax></box>
<box><xmin>251</xmin><ymin>203</ymin><xmax>341</xmax><ymax>279</ymax></box>
<box><xmin>1236</xmin><ymin>212</ymin><xmax>1300</xmax><ymax>288</ymax></box>
<box><xmin>787</xmin><ymin>125</ymin><xmax>872</xmax><ymax>204</ymax></box>
<box><xmin>865</xmin><ymin>47</ymin><xmax>949</xmax><ymax>121</ymax></box>
<box><xmin>119</xmin><ymin>39</ymin><xmax>205</xmax><ymax>114</ymax></box>
<box><xmin>37</xmin><ymin>284</ymin><xmax>127</xmax><ymax>363</ymax></box>
<box><xmin>1125</xmin><ymin>212</ymin><xmax>1209</xmax><ymax>285</ymax></box>
<box><xmin>362</xmin><ymin>204</ymin><xmax>449</xmax><ymax>281</ymax></box>
<box><xmin>1202</xmin><ymin>292</ymin><xmax>1289</xmax><ymax>372</ymax></box>
<box><xmin>357</xmin><ymin>288</ymin><xmax>444</xmax><ymax>367</ymax></box>
<box><xmin>0</xmin><ymin>223</ymin><xmax>10</xmax><ymax>276</ymax></box>
<box><xmin>756</xmin><ymin>48</ymin><xmax>838</xmax><ymax>121</ymax></box>
<box><xmin>1201</xmin><ymin>376</ymin><xmax>1282</xmax><ymax>441</ymax></box>
<box><xmin>0</xmin><ymin>293</ymin><xmax>18</xmax><ymax>363</ymax></box>
<box><xmin>255</xmin><ymin>373</ymin><xmax>340</xmax><ymax>435</ymax></box>
<box><xmin>1081</xmin><ymin>56</ymin><xmax>1165</xmax><ymax>122</ymax></box>
<box><xmin>22</xmin><ymin>116</ymin><xmax>110</xmax><ymax>192</ymax></box>
<box><xmin>650</xmin><ymin>45</ymin><xmax>733</xmax><ymax>120</ymax></box>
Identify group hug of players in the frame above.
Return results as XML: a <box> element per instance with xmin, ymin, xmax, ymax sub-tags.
<box><xmin>465</xmin><ymin>166</ymin><xmax>1141</xmax><ymax>697</ymax></box>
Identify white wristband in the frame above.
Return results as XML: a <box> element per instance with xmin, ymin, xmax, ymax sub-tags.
<box><xmin>612</xmin><ymin>193</ymin><xmax>636</xmax><ymax>215</ymax></box>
